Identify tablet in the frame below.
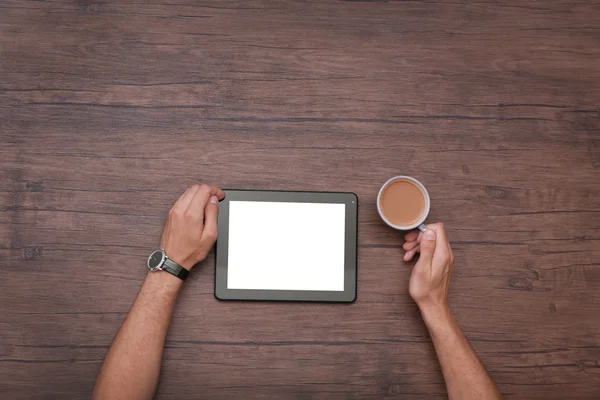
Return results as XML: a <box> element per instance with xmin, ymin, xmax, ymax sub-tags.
<box><xmin>215</xmin><ymin>190</ymin><xmax>358</xmax><ymax>302</ymax></box>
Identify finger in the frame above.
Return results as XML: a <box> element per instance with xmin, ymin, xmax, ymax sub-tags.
<box><xmin>187</xmin><ymin>184</ymin><xmax>225</xmax><ymax>215</ymax></box>
<box><xmin>403</xmin><ymin>245</ymin><xmax>420</xmax><ymax>261</ymax></box>
<box><xmin>416</xmin><ymin>229</ymin><xmax>436</xmax><ymax>267</ymax></box>
<box><xmin>201</xmin><ymin>195</ymin><xmax>219</xmax><ymax>244</ymax></box>
<box><xmin>428</xmin><ymin>223</ymin><xmax>451</xmax><ymax>255</ymax></box>
<box><xmin>427</xmin><ymin>223</ymin><xmax>448</xmax><ymax>244</ymax></box>
<box><xmin>181</xmin><ymin>185</ymin><xmax>219</xmax><ymax>226</ymax></box>
<box><xmin>173</xmin><ymin>185</ymin><xmax>200</xmax><ymax>213</ymax></box>
<box><xmin>204</xmin><ymin>185</ymin><xmax>226</xmax><ymax>201</ymax></box>
<box><xmin>404</xmin><ymin>230</ymin><xmax>419</xmax><ymax>242</ymax></box>
<box><xmin>403</xmin><ymin>240</ymin><xmax>419</xmax><ymax>252</ymax></box>
<box><xmin>411</xmin><ymin>231</ymin><xmax>424</xmax><ymax>246</ymax></box>
<box><xmin>427</xmin><ymin>224</ymin><xmax>454</xmax><ymax>275</ymax></box>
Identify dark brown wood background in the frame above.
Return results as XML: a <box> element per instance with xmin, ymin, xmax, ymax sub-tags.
<box><xmin>1</xmin><ymin>0</ymin><xmax>599</xmax><ymax>399</ymax></box>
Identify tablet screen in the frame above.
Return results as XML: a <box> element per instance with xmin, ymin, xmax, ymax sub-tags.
<box><xmin>227</xmin><ymin>201</ymin><xmax>346</xmax><ymax>291</ymax></box>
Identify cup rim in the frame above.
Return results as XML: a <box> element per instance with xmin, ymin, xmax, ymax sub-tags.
<box><xmin>377</xmin><ymin>176</ymin><xmax>430</xmax><ymax>231</ymax></box>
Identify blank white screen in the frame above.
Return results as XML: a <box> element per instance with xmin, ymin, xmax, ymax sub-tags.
<box><xmin>227</xmin><ymin>201</ymin><xmax>346</xmax><ymax>291</ymax></box>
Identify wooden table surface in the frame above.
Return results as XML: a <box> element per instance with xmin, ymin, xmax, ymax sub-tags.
<box><xmin>1</xmin><ymin>1</ymin><xmax>599</xmax><ymax>399</ymax></box>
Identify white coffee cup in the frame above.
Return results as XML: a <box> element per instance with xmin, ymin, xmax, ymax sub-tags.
<box><xmin>377</xmin><ymin>176</ymin><xmax>430</xmax><ymax>232</ymax></box>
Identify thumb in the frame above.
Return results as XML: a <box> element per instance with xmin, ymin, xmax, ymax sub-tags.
<box><xmin>418</xmin><ymin>229</ymin><xmax>436</xmax><ymax>265</ymax></box>
<box><xmin>201</xmin><ymin>196</ymin><xmax>219</xmax><ymax>242</ymax></box>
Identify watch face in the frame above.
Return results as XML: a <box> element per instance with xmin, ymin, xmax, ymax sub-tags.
<box><xmin>148</xmin><ymin>250</ymin><xmax>165</xmax><ymax>271</ymax></box>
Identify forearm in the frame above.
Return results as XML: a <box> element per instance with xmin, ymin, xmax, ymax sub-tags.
<box><xmin>93</xmin><ymin>272</ymin><xmax>182</xmax><ymax>400</ymax></box>
<box><xmin>421</xmin><ymin>305</ymin><xmax>502</xmax><ymax>400</ymax></box>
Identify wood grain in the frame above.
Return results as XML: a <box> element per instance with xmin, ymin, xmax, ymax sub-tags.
<box><xmin>1</xmin><ymin>0</ymin><xmax>599</xmax><ymax>399</ymax></box>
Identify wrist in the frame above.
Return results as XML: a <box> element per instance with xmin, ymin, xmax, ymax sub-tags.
<box><xmin>145</xmin><ymin>270</ymin><xmax>184</xmax><ymax>296</ymax></box>
<box><xmin>163</xmin><ymin>250</ymin><xmax>195</xmax><ymax>271</ymax></box>
<box><xmin>169</xmin><ymin>256</ymin><xmax>194</xmax><ymax>271</ymax></box>
<box><xmin>417</xmin><ymin>301</ymin><xmax>453</xmax><ymax>330</ymax></box>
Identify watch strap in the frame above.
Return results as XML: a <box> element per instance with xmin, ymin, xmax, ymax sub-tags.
<box><xmin>162</xmin><ymin>258</ymin><xmax>189</xmax><ymax>281</ymax></box>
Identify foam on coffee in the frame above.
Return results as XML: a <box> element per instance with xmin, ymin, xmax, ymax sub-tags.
<box><xmin>379</xmin><ymin>179</ymin><xmax>426</xmax><ymax>227</ymax></box>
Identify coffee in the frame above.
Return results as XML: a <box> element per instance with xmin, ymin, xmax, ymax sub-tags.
<box><xmin>379</xmin><ymin>179</ymin><xmax>426</xmax><ymax>227</ymax></box>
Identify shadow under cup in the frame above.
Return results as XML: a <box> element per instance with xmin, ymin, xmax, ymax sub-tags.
<box><xmin>377</xmin><ymin>176</ymin><xmax>430</xmax><ymax>231</ymax></box>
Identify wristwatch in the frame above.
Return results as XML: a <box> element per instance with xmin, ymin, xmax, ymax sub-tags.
<box><xmin>147</xmin><ymin>249</ymin><xmax>189</xmax><ymax>281</ymax></box>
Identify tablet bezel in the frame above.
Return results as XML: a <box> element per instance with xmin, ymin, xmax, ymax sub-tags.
<box><xmin>215</xmin><ymin>190</ymin><xmax>358</xmax><ymax>302</ymax></box>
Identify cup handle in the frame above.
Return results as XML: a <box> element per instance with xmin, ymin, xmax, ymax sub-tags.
<box><xmin>418</xmin><ymin>223</ymin><xmax>428</xmax><ymax>233</ymax></box>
